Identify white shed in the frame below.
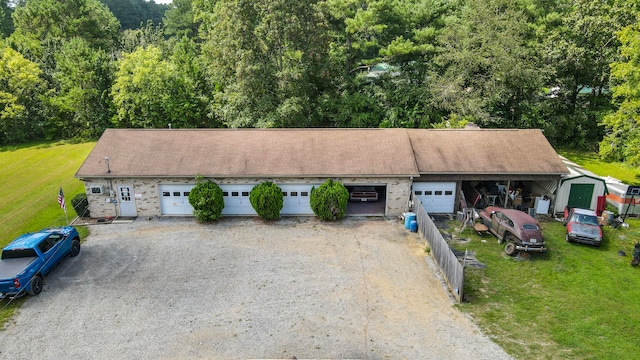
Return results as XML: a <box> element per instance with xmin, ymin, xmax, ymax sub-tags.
<box><xmin>554</xmin><ymin>157</ymin><xmax>608</xmax><ymax>213</ymax></box>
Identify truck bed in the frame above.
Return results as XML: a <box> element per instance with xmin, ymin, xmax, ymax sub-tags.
<box><xmin>0</xmin><ymin>257</ymin><xmax>37</xmax><ymax>280</ymax></box>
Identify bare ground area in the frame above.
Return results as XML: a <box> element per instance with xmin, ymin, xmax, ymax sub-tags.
<box><xmin>0</xmin><ymin>217</ymin><xmax>511</xmax><ymax>360</ymax></box>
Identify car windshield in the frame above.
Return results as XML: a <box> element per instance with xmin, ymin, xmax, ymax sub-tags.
<box><xmin>522</xmin><ymin>224</ymin><xmax>539</xmax><ymax>230</ymax></box>
<box><xmin>572</xmin><ymin>214</ymin><xmax>599</xmax><ymax>226</ymax></box>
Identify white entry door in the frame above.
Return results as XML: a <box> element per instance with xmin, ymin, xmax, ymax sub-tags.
<box><xmin>220</xmin><ymin>185</ymin><xmax>256</xmax><ymax>215</ymax></box>
<box><xmin>412</xmin><ymin>182</ymin><xmax>457</xmax><ymax>214</ymax></box>
<box><xmin>118</xmin><ymin>185</ymin><xmax>137</xmax><ymax>217</ymax></box>
<box><xmin>159</xmin><ymin>184</ymin><xmax>195</xmax><ymax>215</ymax></box>
<box><xmin>280</xmin><ymin>184</ymin><xmax>318</xmax><ymax>215</ymax></box>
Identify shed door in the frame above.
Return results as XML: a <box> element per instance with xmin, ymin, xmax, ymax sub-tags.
<box><xmin>568</xmin><ymin>183</ymin><xmax>594</xmax><ymax>209</ymax></box>
<box><xmin>412</xmin><ymin>182</ymin><xmax>456</xmax><ymax>213</ymax></box>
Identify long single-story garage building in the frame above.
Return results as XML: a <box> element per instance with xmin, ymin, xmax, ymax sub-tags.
<box><xmin>75</xmin><ymin>128</ymin><xmax>568</xmax><ymax>218</ymax></box>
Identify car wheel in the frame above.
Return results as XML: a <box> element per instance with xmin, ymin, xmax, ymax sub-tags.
<box><xmin>504</xmin><ymin>242</ymin><xmax>517</xmax><ymax>256</ymax></box>
<box><xmin>565</xmin><ymin>233</ymin><xmax>571</xmax><ymax>243</ymax></box>
<box><xmin>70</xmin><ymin>239</ymin><xmax>81</xmax><ymax>257</ymax></box>
<box><xmin>28</xmin><ymin>276</ymin><xmax>43</xmax><ymax>296</ymax></box>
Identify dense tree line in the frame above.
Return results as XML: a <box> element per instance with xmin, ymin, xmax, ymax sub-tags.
<box><xmin>1</xmin><ymin>0</ymin><xmax>640</xmax><ymax>165</ymax></box>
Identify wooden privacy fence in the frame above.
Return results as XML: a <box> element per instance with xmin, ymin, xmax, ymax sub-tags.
<box><xmin>411</xmin><ymin>194</ymin><xmax>464</xmax><ymax>303</ymax></box>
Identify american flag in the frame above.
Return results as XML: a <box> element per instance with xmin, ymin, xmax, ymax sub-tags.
<box><xmin>58</xmin><ymin>187</ymin><xmax>67</xmax><ymax>212</ymax></box>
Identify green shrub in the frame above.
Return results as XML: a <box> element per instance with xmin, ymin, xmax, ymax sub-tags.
<box><xmin>250</xmin><ymin>181</ymin><xmax>284</xmax><ymax>220</ymax></box>
<box><xmin>71</xmin><ymin>193</ymin><xmax>90</xmax><ymax>218</ymax></box>
<box><xmin>310</xmin><ymin>178</ymin><xmax>349</xmax><ymax>221</ymax></box>
<box><xmin>188</xmin><ymin>175</ymin><xmax>224</xmax><ymax>222</ymax></box>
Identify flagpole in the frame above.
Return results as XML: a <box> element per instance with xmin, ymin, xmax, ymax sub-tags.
<box><xmin>58</xmin><ymin>186</ymin><xmax>69</xmax><ymax>225</ymax></box>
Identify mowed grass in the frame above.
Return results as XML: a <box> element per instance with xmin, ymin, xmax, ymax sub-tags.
<box><xmin>455</xmin><ymin>219</ymin><xmax>640</xmax><ymax>359</ymax></box>
<box><xmin>558</xmin><ymin>149</ymin><xmax>640</xmax><ymax>185</ymax></box>
<box><xmin>0</xmin><ymin>141</ymin><xmax>94</xmax><ymax>323</ymax></box>
<box><xmin>0</xmin><ymin>142</ymin><xmax>94</xmax><ymax>246</ymax></box>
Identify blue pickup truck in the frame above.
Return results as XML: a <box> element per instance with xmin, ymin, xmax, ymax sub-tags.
<box><xmin>0</xmin><ymin>227</ymin><xmax>80</xmax><ymax>299</ymax></box>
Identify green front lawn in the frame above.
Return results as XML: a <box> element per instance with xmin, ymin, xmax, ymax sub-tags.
<box><xmin>454</xmin><ymin>217</ymin><xmax>640</xmax><ymax>359</ymax></box>
<box><xmin>0</xmin><ymin>141</ymin><xmax>94</xmax><ymax>246</ymax></box>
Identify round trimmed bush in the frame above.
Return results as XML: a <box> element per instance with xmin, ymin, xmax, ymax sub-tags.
<box><xmin>188</xmin><ymin>176</ymin><xmax>224</xmax><ymax>222</ymax></box>
<box><xmin>250</xmin><ymin>181</ymin><xmax>284</xmax><ymax>220</ymax></box>
<box><xmin>310</xmin><ymin>178</ymin><xmax>349</xmax><ymax>221</ymax></box>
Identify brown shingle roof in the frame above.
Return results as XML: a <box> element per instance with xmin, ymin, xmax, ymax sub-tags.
<box><xmin>75</xmin><ymin>128</ymin><xmax>568</xmax><ymax>178</ymax></box>
<box><xmin>407</xmin><ymin>129</ymin><xmax>568</xmax><ymax>174</ymax></box>
<box><xmin>75</xmin><ymin>128</ymin><xmax>419</xmax><ymax>178</ymax></box>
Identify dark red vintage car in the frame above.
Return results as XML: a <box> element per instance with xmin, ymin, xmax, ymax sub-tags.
<box><xmin>479</xmin><ymin>206</ymin><xmax>546</xmax><ymax>255</ymax></box>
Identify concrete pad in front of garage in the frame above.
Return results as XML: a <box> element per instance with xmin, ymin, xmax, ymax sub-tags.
<box><xmin>0</xmin><ymin>217</ymin><xmax>511</xmax><ymax>360</ymax></box>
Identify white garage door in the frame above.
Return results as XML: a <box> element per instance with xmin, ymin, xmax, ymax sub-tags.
<box><xmin>159</xmin><ymin>184</ymin><xmax>195</xmax><ymax>215</ymax></box>
<box><xmin>281</xmin><ymin>184</ymin><xmax>318</xmax><ymax>215</ymax></box>
<box><xmin>220</xmin><ymin>185</ymin><xmax>256</xmax><ymax>215</ymax></box>
<box><xmin>412</xmin><ymin>182</ymin><xmax>457</xmax><ymax>213</ymax></box>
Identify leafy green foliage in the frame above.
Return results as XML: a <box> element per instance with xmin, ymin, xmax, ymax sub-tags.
<box><xmin>12</xmin><ymin>0</ymin><xmax>120</xmax><ymax>51</ymax></box>
<box><xmin>100</xmin><ymin>0</ymin><xmax>168</xmax><ymax>30</ymax></box>
<box><xmin>0</xmin><ymin>45</ymin><xmax>46</xmax><ymax>144</ymax></box>
<box><xmin>188</xmin><ymin>176</ymin><xmax>224</xmax><ymax>222</ymax></box>
<box><xmin>249</xmin><ymin>181</ymin><xmax>284</xmax><ymax>220</ymax></box>
<box><xmin>71</xmin><ymin>192</ymin><xmax>90</xmax><ymax>218</ymax></box>
<box><xmin>309</xmin><ymin>179</ymin><xmax>349</xmax><ymax>221</ymax></box>
<box><xmin>600</xmin><ymin>19</ymin><xmax>640</xmax><ymax>165</ymax></box>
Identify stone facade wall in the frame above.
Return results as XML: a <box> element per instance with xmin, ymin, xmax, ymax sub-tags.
<box><xmin>83</xmin><ymin>177</ymin><xmax>412</xmax><ymax>218</ymax></box>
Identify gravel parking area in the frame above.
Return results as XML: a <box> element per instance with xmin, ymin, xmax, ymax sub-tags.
<box><xmin>0</xmin><ymin>217</ymin><xmax>511</xmax><ymax>360</ymax></box>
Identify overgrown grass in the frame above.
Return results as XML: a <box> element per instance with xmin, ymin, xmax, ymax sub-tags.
<box><xmin>0</xmin><ymin>142</ymin><xmax>93</xmax><ymax>324</ymax></box>
<box><xmin>559</xmin><ymin>149</ymin><xmax>640</xmax><ymax>185</ymax></box>
<box><xmin>453</xmin><ymin>217</ymin><xmax>640</xmax><ymax>359</ymax></box>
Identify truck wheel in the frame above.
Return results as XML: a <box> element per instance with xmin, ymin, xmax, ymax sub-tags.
<box><xmin>504</xmin><ymin>242</ymin><xmax>517</xmax><ymax>256</ymax></box>
<box><xmin>70</xmin><ymin>239</ymin><xmax>81</xmax><ymax>257</ymax></box>
<box><xmin>28</xmin><ymin>276</ymin><xmax>43</xmax><ymax>296</ymax></box>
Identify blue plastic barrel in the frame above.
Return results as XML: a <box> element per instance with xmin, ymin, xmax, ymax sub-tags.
<box><xmin>405</xmin><ymin>212</ymin><xmax>416</xmax><ymax>228</ymax></box>
<box><xmin>410</xmin><ymin>220</ymin><xmax>418</xmax><ymax>232</ymax></box>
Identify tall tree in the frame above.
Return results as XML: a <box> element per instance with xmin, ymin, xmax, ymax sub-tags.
<box><xmin>164</xmin><ymin>0</ymin><xmax>200</xmax><ymax>38</ymax></box>
<box><xmin>111</xmin><ymin>43</ymin><xmax>213</xmax><ymax>128</ymax></box>
<box><xmin>0</xmin><ymin>44</ymin><xmax>46</xmax><ymax>144</ymax></box>
<box><xmin>430</xmin><ymin>0</ymin><xmax>547</xmax><ymax>127</ymax></box>
<box><xmin>100</xmin><ymin>0</ymin><xmax>168</xmax><ymax>30</ymax></box>
<box><xmin>12</xmin><ymin>0</ymin><xmax>121</xmax><ymax>51</ymax></box>
<box><xmin>49</xmin><ymin>38</ymin><xmax>115</xmax><ymax>139</ymax></box>
<box><xmin>599</xmin><ymin>18</ymin><xmax>640</xmax><ymax>165</ymax></box>
<box><xmin>0</xmin><ymin>0</ymin><xmax>13</xmax><ymax>38</ymax></box>
<box><xmin>195</xmin><ymin>0</ymin><xmax>331</xmax><ymax>127</ymax></box>
<box><xmin>535</xmin><ymin>0</ymin><xmax>638</xmax><ymax>148</ymax></box>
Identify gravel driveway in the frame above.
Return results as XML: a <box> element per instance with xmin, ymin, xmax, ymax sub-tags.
<box><xmin>0</xmin><ymin>217</ymin><xmax>511</xmax><ymax>360</ymax></box>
